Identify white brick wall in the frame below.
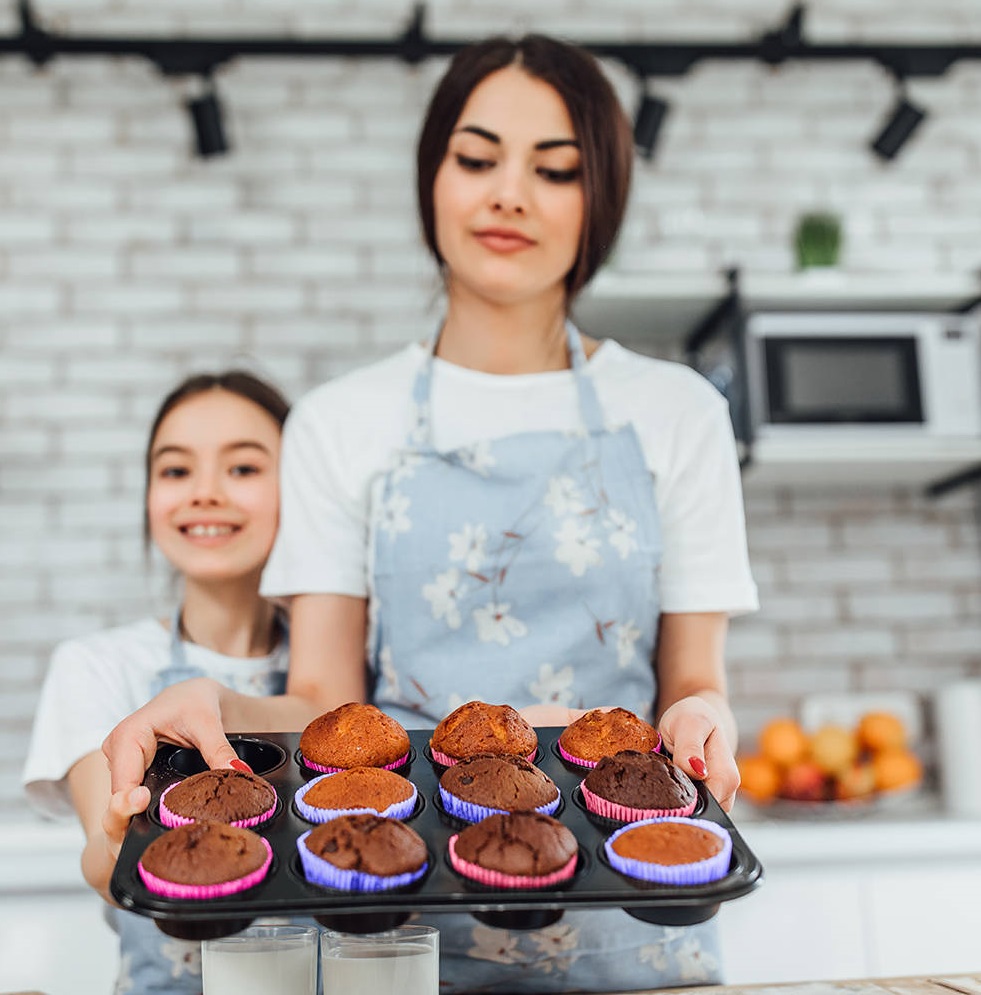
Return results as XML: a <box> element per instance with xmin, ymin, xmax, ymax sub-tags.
<box><xmin>2</xmin><ymin>0</ymin><xmax>981</xmax><ymax>815</ymax></box>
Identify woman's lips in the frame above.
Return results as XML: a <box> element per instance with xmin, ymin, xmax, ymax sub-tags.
<box><xmin>473</xmin><ymin>229</ymin><xmax>535</xmax><ymax>253</ymax></box>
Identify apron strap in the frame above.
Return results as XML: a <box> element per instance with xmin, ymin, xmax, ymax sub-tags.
<box><xmin>410</xmin><ymin>320</ymin><xmax>605</xmax><ymax>447</ymax></box>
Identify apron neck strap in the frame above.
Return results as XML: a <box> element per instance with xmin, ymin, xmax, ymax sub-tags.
<box><xmin>411</xmin><ymin>320</ymin><xmax>605</xmax><ymax>446</ymax></box>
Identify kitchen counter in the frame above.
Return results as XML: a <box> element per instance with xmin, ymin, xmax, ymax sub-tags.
<box><xmin>617</xmin><ymin>976</ymin><xmax>981</xmax><ymax>995</ymax></box>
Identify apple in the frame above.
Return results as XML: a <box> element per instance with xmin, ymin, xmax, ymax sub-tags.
<box><xmin>780</xmin><ymin>760</ymin><xmax>828</xmax><ymax>802</ymax></box>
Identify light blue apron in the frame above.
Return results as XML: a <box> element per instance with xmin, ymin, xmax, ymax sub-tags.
<box><xmin>109</xmin><ymin>609</ymin><xmax>288</xmax><ymax>995</ymax></box>
<box><xmin>367</xmin><ymin>324</ymin><xmax>723</xmax><ymax>992</ymax></box>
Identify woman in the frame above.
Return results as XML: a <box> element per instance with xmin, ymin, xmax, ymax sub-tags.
<box><xmin>104</xmin><ymin>35</ymin><xmax>757</xmax><ymax>992</ymax></box>
<box><xmin>23</xmin><ymin>371</ymin><xmax>292</xmax><ymax>994</ymax></box>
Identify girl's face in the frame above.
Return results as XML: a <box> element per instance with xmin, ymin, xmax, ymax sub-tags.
<box><xmin>433</xmin><ymin>65</ymin><xmax>584</xmax><ymax>307</ymax></box>
<box><xmin>146</xmin><ymin>389</ymin><xmax>282</xmax><ymax>585</ymax></box>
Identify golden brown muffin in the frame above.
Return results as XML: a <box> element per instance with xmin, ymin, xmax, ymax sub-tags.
<box><xmin>302</xmin><ymin>766</ymin><xmax>414</xmax><ymax>813</ymax></box>
<box><xmin>558</xmin><ymin>707</ymin><xmax>659</xmax><ymax>766</ymax></box>
<box><xmin>429</xmin><ymin>701</ymin><xmax>537</xmax><ymax>764</ymax></box>
<box><xmin>299</xmin><ymin>702</ymin><xmax>410</xmax><ymax>770</ymax></box>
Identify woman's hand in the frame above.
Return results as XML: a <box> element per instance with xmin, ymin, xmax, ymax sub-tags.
<box><xmin>658</xmin><ymin>694</ymin><xmax>740</xmax><ymax>811</ymax></box>
<box><xmin>103</xmin><ymin>785</ymin><xmax>151</xmax><ymax>862</ymax></box>
<box><xmin>101</xmin><ymin>677</ymin><xmax>243</xmax><ymax>797</ymax></box>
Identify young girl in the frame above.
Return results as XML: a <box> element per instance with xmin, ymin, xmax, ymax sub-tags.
<box><xmin>23</xmin><ymin>370</ymin><xmax>291</xmax><ymax>994</ymax></box>
<box><xmin>104</xmin><ymin>35</ymin><xmax>758</xmax><ymax>992</ymax></box>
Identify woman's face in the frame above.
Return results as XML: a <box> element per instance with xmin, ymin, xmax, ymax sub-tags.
<box><xmin>432</xmin><ymin>65</ymin><xmax>584</xmax><ymax>307</ymax></box>
<box><xmin>146</xmin><ymin>389</ymin><xmax>282</xmax><ymax>585</ymax></box>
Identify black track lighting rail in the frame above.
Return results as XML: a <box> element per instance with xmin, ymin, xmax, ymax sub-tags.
<box><xmin>2</xmin><ymin>1</ymin><xmax>981</xmax><ymax>81</ymax></box>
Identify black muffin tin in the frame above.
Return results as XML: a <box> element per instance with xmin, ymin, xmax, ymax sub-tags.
<box><xmin>110</xmin><ymin>729</ymin><xmax>763</xmax><ymax>939</ymax></box>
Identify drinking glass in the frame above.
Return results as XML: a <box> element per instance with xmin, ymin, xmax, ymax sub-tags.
<box><xmin>202</xmin><ymin>924</ymin><xmax>318</xmax><ymax>995</ymax></box>
<box><xmin>320</xmin><ymin>925</ymin><xmax>438</xmax><ymax>995</ymax></box>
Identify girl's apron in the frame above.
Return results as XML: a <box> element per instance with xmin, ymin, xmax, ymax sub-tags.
<box><xmin>109</xmin><ymin>609</ymin><xmax>288</xmax><ymax>995</ymax></box>
<box><xmin>367</xmin><ymin>324</ymin><xmax>723</xmax><ymax>992</ymax></box>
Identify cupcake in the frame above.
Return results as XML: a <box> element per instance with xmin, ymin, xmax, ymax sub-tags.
<box><xmin>580</xmin><ymin>750</ymin><xmax>697</xmax><ymax>822</ymax></box>
<box><xmin>294</xmin><ymin>766</ymin><xmax>417</xmax><ymax>823</ymax></box>
<box><xmin>558</xmin><ymin>707</ymin><xmax>661</xmax><ymax>768</ymax></box>
<box><xmin>429</xmin><ymin>701</ymin><xmax>537</xmax><ymax>766</ymax></box>
<box><xmin>297</xmin><ymin>813</ymin><xmax>428</xmax><ymax>892</ymax></box>
<box><xmin>604</xmin><ymin>817</ymin><xmax>731</xmax><ymax>886</ymax></box>
<box><xmin>439</xmin><ymin>753</ymin><xmax>560</xmax><ymax>823</ymax></box>
<box><xmin>299</xmin><ymin>702</ymin><xmax>410</xmax><ymax>774</ymax></box>
<box><xmin>448</xmin><ymin>811</ymin><xmax>578</xmax><ymax>889</ymax></box>
<box><xmin>138</xmin><ymin>821</ymin><xmax>273</xmax><ymax>900</ymax></box>
<box><xmin>159</xmin><ymin>768</ymin><xmax>278</xmax><ymax>829</ymax></box>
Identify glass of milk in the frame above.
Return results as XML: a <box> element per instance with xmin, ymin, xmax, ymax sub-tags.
<box><xmin>321</xmin><ymin>925</ymin><xmax>438</xmax><ymax>995</ymax></box>
<box><xmin>202</xmin><ymin>924</ymin><xmax>318</xmax><ymax>995</ymax></box>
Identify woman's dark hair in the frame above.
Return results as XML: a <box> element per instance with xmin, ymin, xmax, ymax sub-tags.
<box><xmin>416</xmin><ymin>34</ymin><xmax>634</xmax><ymax>302</ymax></box>
<box><xmin>143</xmin><ymin>370</ymin><xmax>291</xmax><ymax>547</ymax></box>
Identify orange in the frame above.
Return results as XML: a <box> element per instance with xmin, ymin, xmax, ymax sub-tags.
<box><xmin>834</xmin><ymin>761</ymin><xmax>876</xmax><ymax>802</ymax></box>
<box><xmin>808</xmin><ymin>724</ymin><xmax>859</xmax><ymax>776</ymax></box>
<box><xmin>736</xmin><ymin>754</ymin><xmax>781</xmax><ymax>804</ymax></box>
<box><xmin>857</xmin><ymin>711</ymin><xmax>907</xmax><ymax>753</ymax></box>
<box><xmin>871</xmin><ymin>748</ymin><xmax>923</xmax><ymax>793</ymax></box>
<box><xmin>758</xmin><ymin>717</ymin><xmax>808</xmax><ymax>768</ymax></box>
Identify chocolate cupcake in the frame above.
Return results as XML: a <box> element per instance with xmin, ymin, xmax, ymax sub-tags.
<box><xmin>604</xmin><ymin>817</ymin><xmax>731</xmax><ymax>886</ymax></box>
<box><xmin>294</xmin><ymin>766</ymin><xmax>417</xmax><ymax>824</ymax></box>
<box><xmin>159</xmin><ymin>768</ymin><xmax>278</xmax><ymax>829</ymax></box>
<box><xmin>297</xmin><ymin>813</ymin><xmax>428</xmax><ymax>892</ymax></box>
<box><xmin>558</xmin><ymin>707</ymin><xmax>661</xmax><ymax>768</ymax></box>
<box><xmin>138</xmin><ymin>821</ymin><xmax>273</xmax><ymax>900</ymax></box>
<box><xmin>439</xmin><ymin>753</ymin><xmax>560</xmax><ymax>823</ymax></box>
<box><xmin>429</xmin><ymin>701</ymin><xmax>537</xmax><ymax>766</ymax></box>
<box><xmin>448</xmin><ymin>811</ymin><xmax>578</xmax><ymax>889</ymax></box>
<box><xmin>299</xmin><ymin>702</ymin><xmax>410</xmax><ymax>774</ymax></box>
<box><xmin>580</xmin><ymin>750</ymin><xmax>697</xmax><ymax>822</ymax></box>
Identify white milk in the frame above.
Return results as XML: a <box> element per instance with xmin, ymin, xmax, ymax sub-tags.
<box><xmin>202</xmin><ymin>939</ymin><xmax>316</xmax><ymax>995</ymax></box>
<box><xmin>322</xmin><ymin>941</ymin><xmax>437</xmax><ymax>995</ymax></box>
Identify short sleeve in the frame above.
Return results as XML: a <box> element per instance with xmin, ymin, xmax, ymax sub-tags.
<box><xmin>655</xmin><ymin>391</ymin><xmax>759</xmax><ymax>615</ymax></box>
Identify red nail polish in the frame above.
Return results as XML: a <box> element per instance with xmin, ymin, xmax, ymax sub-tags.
<box><xmin>229</xmin><ymin>759</ymin><xmax>253</xmax><ymax>774</ymax></box>
<box><xmin>688</xmin><ymin>757</ymin><xmax>707</xmax><ymax>778</ymax></box>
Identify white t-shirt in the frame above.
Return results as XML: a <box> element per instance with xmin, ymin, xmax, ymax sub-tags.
<box><xmin>22</xmin><ymin>617</ymin><xmax>289</xmax><ymax>819</ymax></box>
<box><xmin>261</xmin><ymin>339</ymin><xmax>758</xmax><ymax>614</ymax></box>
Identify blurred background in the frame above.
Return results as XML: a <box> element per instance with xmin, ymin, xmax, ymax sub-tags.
<box><xmin>1</xmin><ymin>0</ymin><xmax>980</xmax><ymax>991</ymax></box>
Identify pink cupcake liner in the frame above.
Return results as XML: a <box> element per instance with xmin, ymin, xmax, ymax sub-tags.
<box><xmin>439</xmin><ymin>785</ymin><xmax>560</xmax><ymax>823</ymax></box>
<box><xmin>447</xmin><ymin>835</ymin><xmax>578</xmax><ymax>889</ymax></box>
<box><xmin>579</xmin><ymin>782</ymin><xmax>696</xmax><ymax>822</ymax></box>
<box><xmin>300</xmin><ymin>750</ymin><xmax>410</xmax><ymax>775</ymax></box>
<box><xmin>604</xmin><ymin>817</ymin><xmax>732</xmax><ymax>886</ymax></box>
<box><xmin>296</xmin><ymin>830</ymin><xmax>427</xmax><ymax>891</ymax></box>
<box><xmin>294</xmin><ymin>774</ymin><xmax>417</xmax><ymax>824</ymax></box>
<box><xmin>558</xmin><ymin>733</ymin><xmax>662</xmax><ymax>769</ymax></box>
<box><xmin>138</xmin><ymin>837</ymin><xmax>273</xmax><ymax>900</ymax></box>
<box><xmin>158</xmin><ymin>782</ymin><xmax>278</xmax><ymax>829</ymax></box>
<box><xmin>430</xmin><ymin>748</ymin><xmax>536</xmax><ymax>767</ymax></box>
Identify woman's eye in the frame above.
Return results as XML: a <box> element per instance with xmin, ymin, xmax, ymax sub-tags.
<box><xmin>455</xmin><ymin>153</ymin><xmax>494</xmax><ymax>172</ymax></box>
<box><xmin>538</xmin><ymin>166</ymin><xmax>581</xmax><ymax>184</ymax></box>
<box><xmin>230</xmin><ymin>464</ymin><xmax>261</xmax><ymax>477</ymax></box>
<box><xmin>159</xmin><ymin>466</ymin><xmax>188</xmax><ymax>479</ymax></box>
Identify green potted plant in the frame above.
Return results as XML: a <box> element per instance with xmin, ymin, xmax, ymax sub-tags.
<box><xmin>794</xmin><ymin>211</ymin><xmax>842</xmax><ymax>269</ymax></box>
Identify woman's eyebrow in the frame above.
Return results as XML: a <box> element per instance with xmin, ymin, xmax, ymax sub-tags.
<box><xmin>453</xmin><ymin>125</ymin><xmax>579</xmax><ymax>150</ymax></box>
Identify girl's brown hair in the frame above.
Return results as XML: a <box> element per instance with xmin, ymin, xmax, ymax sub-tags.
<box><xmin>416</xmin><ymin>34</ymin><xmax>634</xmax><ymax>302</ymax></box>
<box><xmin>143</xmin><ymin>370</ymin><xmax>290</xmax><ymax>547</ymax></box>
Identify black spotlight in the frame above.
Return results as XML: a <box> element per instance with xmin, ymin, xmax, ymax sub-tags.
<box><xmin>633</xmin><ymin>93</ymin><xmax>670</xmax><ymax>161</ymax></box>
<box><xmin>186</xmin><ymin>85</ymin><xmax>229</xmax><ymax>158</ymax></box>
<box><xmin>870</xmin><ymin>93</ymin><xmax>926</xmax><ymax>161</ymax></box>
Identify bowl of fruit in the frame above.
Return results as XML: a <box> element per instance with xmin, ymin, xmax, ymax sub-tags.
<box><xmin>736</xmin><ymin>695</ymin><xmax>924</xmax><ymax>819</ymax></box>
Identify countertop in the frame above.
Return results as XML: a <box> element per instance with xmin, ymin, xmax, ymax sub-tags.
<box><xmin>615</xmin><ymin>976</ymin><xmax>981</xmax><ymax>995</ymax></box>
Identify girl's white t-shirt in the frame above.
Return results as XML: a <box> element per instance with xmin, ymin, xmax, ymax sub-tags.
<box><xmin>261</xmin><ymin>339</ymin><xmax>758</xmax><ymax>615</ymax></box>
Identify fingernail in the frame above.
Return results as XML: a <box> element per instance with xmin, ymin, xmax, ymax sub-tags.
<box><xmin>128</xmin><ymin>787</ymin><xmax>145</xmax><ymax>806</ymax></box>
<box><xmin>229</xmin><ymin>759</ymin><xmax>253</xmax><ymax>774</ymax></box>
<box><xmin>688</xmin><ymin>757</ymin><xmax>707</xmax><ymax>778</ymax></box>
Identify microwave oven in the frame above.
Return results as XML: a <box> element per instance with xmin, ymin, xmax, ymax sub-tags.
<box><xmin>744</xmin><ymin>310</ymin><xmax>981</xmax><ymax>439</ymax></box>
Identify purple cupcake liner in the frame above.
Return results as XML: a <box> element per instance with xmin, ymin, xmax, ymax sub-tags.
<box><xmin>604</xmin><ymin>817</ymin><xmax>732</xmax><ymax>886</ymax></box>
<box><xmin>158</xmin><ymin>781</ymin><xmax>278</xmax><ymax>829</ymax></box>
<box><xmin>558</xmin><ymin>733</ymin><xmax>662</xmax><ymax>769</ymax></box>
<box><xmin>439</xmin><ymin>784</ymin><xmax>561</xmax><ymax>823</ymax></box>
<box><xmin>430</xmin><ymin>748</ymin><xmax>536</xmax><ymax>767</ymax></box>
<box><xmin>294</xmin><ymin>774</ymin><xmax>418</xmax><ymax>824</ymax></box>
<box><xmin>138</xmin><ymin>837</ymin><xmax>273</xmax><ymax>899</ymax></box>
<box><xmin>448</xmin><ymin>835</ymin><xmax>577</xmax><ymax>889</ymax></box>
<box><xmin>579</xmin><ymin>782</ymin><xmax>695</xmax><ymax>822</ymax></box>
<box><xmin>296</xmin><ymin>830</ymin><xmax>427</xmax><ymax>891</ymax></box>
<box><xmin>300</xmin><ymin>750</ymin><xmax>410</xmax><ymax>775</ymax></box>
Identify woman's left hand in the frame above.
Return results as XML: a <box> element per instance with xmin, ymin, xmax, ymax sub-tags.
<box><xmin>658</xmin><ymin>695</ymin><xmax>740</xmax><ymax>812</ymax></box>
